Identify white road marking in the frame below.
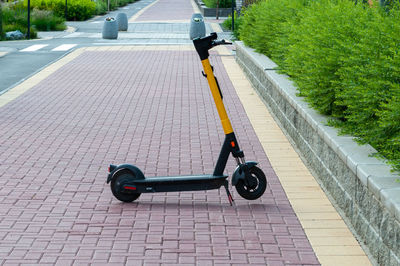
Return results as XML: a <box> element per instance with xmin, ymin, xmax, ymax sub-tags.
<box><xmin>51</xmin><ymin>44</ymin><xmax>77</xmax><ymax>51</ymax></box>
<box><xmin>20</xmin><ymin>44</ymin><xmax>48</xmax><ymax>52</ymax></box>
<box><xmin>63</xmin><ymin>32</ymin><xmax>84</xmax><ymax>38</ymax></box>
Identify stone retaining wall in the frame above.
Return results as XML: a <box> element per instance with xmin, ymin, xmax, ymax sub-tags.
<box><xmin>235</xmin><ymin>41</ymin><xmax>400</xmax><ymax>266</ymax></box>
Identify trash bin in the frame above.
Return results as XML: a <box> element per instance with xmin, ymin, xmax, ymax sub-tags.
<box><xmin>102</xmin><ymin>17</ymin><xmax>118</xmax><ymax>39</ymax></box>
<box><xmin>116</xmin><ymin>13</ymin><xmax>128</xmax><ymax>31</ymax></box>
<box><xmin>189</xmin><ymin>13</ymin><xmax>206</xmax><ymax>40</ymax></box>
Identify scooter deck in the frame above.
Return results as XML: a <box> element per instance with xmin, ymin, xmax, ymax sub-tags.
<box><xmin>124</xmin><ymin>174</ymin><xmax>228</xmax><ymax>193</ymax></box>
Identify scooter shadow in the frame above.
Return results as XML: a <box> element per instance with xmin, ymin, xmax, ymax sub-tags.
<box><xmin>112</xmin><ymin>199</ymin><xmax>269</xmax><ymax>212</ymax></box>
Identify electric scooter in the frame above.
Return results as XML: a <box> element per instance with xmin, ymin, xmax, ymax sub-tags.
<box><xmin>106</xmin><ymin>32</ymin><xmax>267</xmax><ymax>205</ymax></box>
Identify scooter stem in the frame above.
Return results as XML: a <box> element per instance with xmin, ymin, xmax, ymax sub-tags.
<box><xmin>193</xmin><ymin>33</ymin><xmax>234</xmax><ymax>135</ymax></box>
<box><xmin>201</xmin><ymin>59</ymin><xmax>233</xmax><ymax>135</ymax></box>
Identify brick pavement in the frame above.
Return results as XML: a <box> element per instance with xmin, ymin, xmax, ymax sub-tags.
<box><xmin>134</xmin><ymin>0</ymin><xmax>195</xmax><ymax>22</ymax></box>
<box><xmin>0</xmin><ymin>46</ymin><xmax>320</xmax><ymax>265</ymax></box>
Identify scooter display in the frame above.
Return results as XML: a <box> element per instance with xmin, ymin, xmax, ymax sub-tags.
<box><xmin>106</xmin><ymin>33</ymin><xmax>267</xmax><ymax>205</ymax></box>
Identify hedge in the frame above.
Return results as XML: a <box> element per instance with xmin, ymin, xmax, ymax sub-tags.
<box><xmin>221</xmin><ymin>11</ymin><xmax>242</xmax><ymax>38</ymax></box>
<box><xmin>238</xmin><ymin>0</ymin><xmax>400</xmax><ymax>171</ymax></box>
<box><xmin>202</xmin><ymin>0</ymin><xmax>232</xmax><ymax>8</ymax></box>
<box><xmin>25</xmin><ymin>0</ymin><xmax>96</xmax><ymax>21</ymax></box>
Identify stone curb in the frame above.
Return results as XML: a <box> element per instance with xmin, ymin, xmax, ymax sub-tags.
<box><xmin>235</xmin><ymin>41</ymin><xmax>400</xmax><ymax>266</ymax></box>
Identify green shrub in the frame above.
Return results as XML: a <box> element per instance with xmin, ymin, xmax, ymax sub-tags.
<box><xmin>221</xmin><ymin>11</ymin><xmax>242</xmax><ymax>39</ymax></box>
<box><xmin>1</xmin><ymin>2</ymin><xmax>65</xmax><ymax>39</ymax></box>
<box><xmin>27</xmin><ymin>0</ymin><xmax>96</xmax><ymax>21</ymax></box>
<box><xmin>202</xmin><ymin>0</ymin><xmax>232</xmax><ymax>8</ymax></box>
<box><xmin>335</xmin><ymin>3</ymin><xmax>400</xmax><ymax>170</ymax></box>
<box><xmin>238</xmin><ymin>0</ymin><xmax>400</xmax><ymax>171</ymax></box>
<box><xmin>239</xmin><ymin>0</ymin><xmax>309</xmax><ymax>63</ymax></box>
<box><xmin>95</xmin><ymin>0</ymin><xmax>108</xmax><ymax>15</ymax></box>
<box><xmin>1</xmin><ymin>4</ymin><xmax>36</xmax><ymax>39</ymax></box>
<box><xmin>3</xmin><ymin>23</ymin><xmax>38</xmax><ymax>39</ymax></box>
<box><xmin>283</xmin><ymin>0</ymin><xmax>373</xmax><ymax>117</ymax></box>
<box><xmin>31</xmin><ymin>8</ymin><xmax>66</xmax><ymax>31</ymax></box>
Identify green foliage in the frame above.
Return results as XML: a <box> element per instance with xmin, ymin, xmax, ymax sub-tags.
<box><xmin>221</xmin><ymin>11</ymin><xmax>242</xmax><ymax>39</ymax></box>
<box><xmin>239</xmin><ymin>0</ymin><xmax>400</xmax><ymax>171</ymax></box>
<box><xmin>31</xmin><ymin>8</ymin><xmax>66</xmax><ymax>31</ymax></box>
<box><xmin>284</xmin><ymin>0</ymin><xmax>371</xmax><ymax>117</ymax></box>
<box><xmin>202</xmin><ymin>0</ymin><xmax>232</xmax><ymax>8</ymax></box>
<box><xmin>26</xmin><ymin>0</ymin><xmax>95</xmax><ymax>21</ymax></box>
<box><xmin>342</xmin><ymin>4</ymin><xmax>400</xmax><ymax>171</ymax></box>
<box><xmin>239</xmin><ymin>0</ymin><xmax>309</xmax><ymax>63</ymax></box>
<box><xmin>95</xmin><ymin>0</ymin><xmax>108</xmax><ymax>15</ymax></box>
<box><xmin>1</xmin><ymin>2</ymin><xmax>64</xmax><ymax>39</ymax></box>
<box><xmin>3</xmin><ymin>23</ymin><xmax>38</xmax><ymax>39</ymax></box>
<box><xmin>1</xmin><ymin>4</ymin><xmax>33</xmax><ymax>38</ymax></box>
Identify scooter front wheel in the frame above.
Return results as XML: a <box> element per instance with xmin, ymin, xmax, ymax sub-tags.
<box><xmin>235</xmin><ymin>166</ymin><xmax>267</xmax><ymax>200</ymax></box>
<box><xmin>111</xmin><ymin>170</ymin><xmax>141</xmax><ymax>203</ymax></box>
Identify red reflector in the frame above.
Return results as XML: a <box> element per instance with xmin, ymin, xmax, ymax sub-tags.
<box><xmin>231</xmin><ymin>141</ymin><xmax>236</xmax><ymax>148</ymax></box>
<box><xmin>124</xmin><ymin>186</ymin><xmax>136</xmax><ymax>190</ymax></box>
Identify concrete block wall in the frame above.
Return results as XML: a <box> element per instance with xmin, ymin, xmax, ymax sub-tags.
<box><xmin>235</xmin><ymin>41</ymin><xmax>400</xmax><ymax>266</ymax></box>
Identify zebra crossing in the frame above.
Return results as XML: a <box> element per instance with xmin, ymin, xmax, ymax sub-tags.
<box><xmin>20</xmin><ymin>44</ymin><xmax>77</xmax><ymax>52</ymax></box>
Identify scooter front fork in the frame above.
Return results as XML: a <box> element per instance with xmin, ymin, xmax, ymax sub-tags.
<box><xmin>235</xmin><ymin>156</ymin><xmax>246</xmax><ymax>166</ymax></box>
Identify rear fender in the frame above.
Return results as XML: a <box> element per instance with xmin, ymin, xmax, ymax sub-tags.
<box><xmin>107</xmin><ymin>164</ymin><xmax>145</xmax><ymax>184</ymax></box>
<box><xmin>232</xmin><ymin>161</ymin><xmax>258</xmax><ymax>186</ymax></box>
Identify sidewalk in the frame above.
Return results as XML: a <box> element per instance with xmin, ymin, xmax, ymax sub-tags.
<box><xmin>0</xmin><ymin>0</ymin><xmax>372</xmax><ymax>265</ymax></box>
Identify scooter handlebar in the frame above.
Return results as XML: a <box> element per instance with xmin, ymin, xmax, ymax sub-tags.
<box><xmin>193</xmin><ymin>33</ymin><xmax>232</xmax><ymax>60</ymax></box>
<box><xmin>212</xmin><ymin>39</ymin><xmax>232</xmax><ymax>46</ymax></box>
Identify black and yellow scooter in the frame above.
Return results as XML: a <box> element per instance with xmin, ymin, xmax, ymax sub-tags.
<box><xmin>106</xmin><ymin>33</ymin><xmax>267</xmax><ymax>205</ymax></box>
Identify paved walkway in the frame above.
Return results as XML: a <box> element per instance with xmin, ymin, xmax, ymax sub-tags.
<box><xmin>133</xmin><ymin>0</ymin><xmax>195</xmax><ymax>22</ymax></box>
<box><xmin>0</xmin><ymin>0</ymin><xmax>372</xmax><ymax>265</ymax></box>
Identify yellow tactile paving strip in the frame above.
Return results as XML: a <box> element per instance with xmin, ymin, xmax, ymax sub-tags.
<box><xmin>190</xmin><ymin>0</ymin><xmax>201</xmax><ymax>13</ymax></box>
<box><xmin>210</xmin><ymin>22</ymin><xmax>223</xmax><ymax>33</ymax></box>
<box><xmin>219</xmin><ymin>47</ymin><xmax>372</xmax><ymax>266</ymax></box>
<box><xmin>128</xmin><ymin>0</ymin><xmax>160</xmax><ymax>22</ymax></box>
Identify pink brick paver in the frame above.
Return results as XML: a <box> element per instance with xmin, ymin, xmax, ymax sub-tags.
<box><xmin>135</xmin><ymin>0</ymin><xmax>194</xmax><ymax>21</ymax></box>
<box><xmin>0</xmin><ymin>49</ymin><xmax>320</xmax><ymax>265</ymax></box>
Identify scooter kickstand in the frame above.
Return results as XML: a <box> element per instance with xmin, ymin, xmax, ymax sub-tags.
<box><xmin>223</xmin><ymin>181</ymin><xmax>235</xmax><ymax>207</ymax></box>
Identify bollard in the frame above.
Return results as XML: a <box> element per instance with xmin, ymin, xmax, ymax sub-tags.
<box><xmin>189</xmin><ymin>13</ymin><xmax>206</xmax><ymax>40</ymax></box>
<box><xmin>102</xmin><ymin>17</ymin><xmax>118</xmax><ymax>39</ymax></box>
<box><xmin>116</xmin><ymin>13</ymin><xmax>128</xmax><ymax>31</ymax></box>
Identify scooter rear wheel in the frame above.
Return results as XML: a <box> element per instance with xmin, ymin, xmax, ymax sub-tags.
<box><xmin>111</xmin><ymin>170</ymin><xmax>141</xmax><ymax>203</ymax></box>
<box><xmin>235</xmin><ymin>166</ymin><xmax>267</xmax><ymax>200</ymax></box>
